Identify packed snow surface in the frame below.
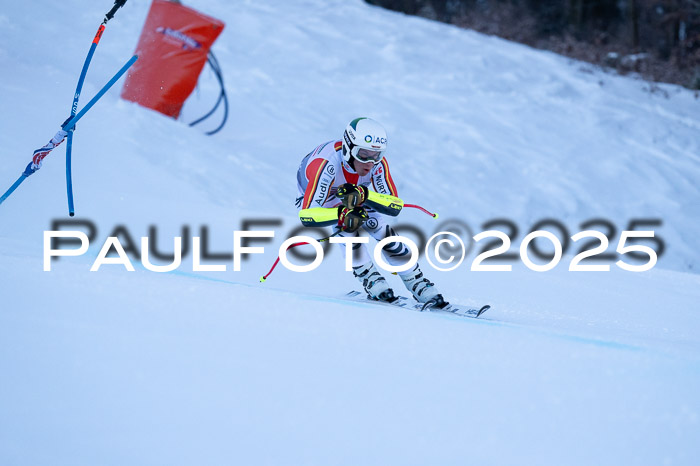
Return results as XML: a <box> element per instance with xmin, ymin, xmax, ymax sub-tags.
<box><xmin>1</xmin><ymin>0</ymin><xmax>699</xmax><ymax>464</ymax></box>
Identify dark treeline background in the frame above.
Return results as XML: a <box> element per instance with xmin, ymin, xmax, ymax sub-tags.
<box><xmin>365</xmin><ymin>0</ymin><xmax>700</xmax><ymax>89</ymax></box>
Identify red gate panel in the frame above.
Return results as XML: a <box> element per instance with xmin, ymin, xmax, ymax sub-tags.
<box><xmin>121</xmin><ymin>0</ymin><xmax>224</xmax><ymax>118</ymax></box>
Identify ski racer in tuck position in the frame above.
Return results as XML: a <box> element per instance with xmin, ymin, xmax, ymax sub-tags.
<box><xmin>296</xmin><ymin>117</ymin><xmax>448</xmax><ymax>308</ymax></box>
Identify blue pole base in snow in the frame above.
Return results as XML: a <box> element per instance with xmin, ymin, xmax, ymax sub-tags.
<box><xmin>66</xmin><ymin>130</ymin><xmax>75</xmax><ymax>216</ymax></box>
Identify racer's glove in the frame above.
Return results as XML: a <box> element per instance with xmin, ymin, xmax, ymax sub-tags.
<box><xmin>337</xmin><ymin>205</ymin><xmax>369</xmax><ymax>233</ymax></box>
<box><xmin>337</xmin><ymin>183</ymin><xmax>368</xmax><ymax>209</ymax></box>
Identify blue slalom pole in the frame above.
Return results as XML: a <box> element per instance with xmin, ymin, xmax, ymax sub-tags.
<box><xmin>66</xmin><ymin>24</ymin><xmax>105</xmax><ymax>216</ymax></box>
<box><xmin>62</xmin><ymin>55</ymin><xmax>138</xmax><ymax>132</ymax></box>
<box><xmin>66</xmin><ymin>131</ymin><xmax>74</xmax><ymax>213</ymax></box>
<box><xmin>0</xmin><ymin>55</ymin><xmax>137</xmax><ymax>208</ymax></box>
<box><xmin>0</xmin><ymin>175</ymin><xmax>28</xmax><ymax>206</ymax></box>
<box><xmin>65</xmin><ymin>1</ymin><xmax>129</xmax><ymax>216</ymax></box>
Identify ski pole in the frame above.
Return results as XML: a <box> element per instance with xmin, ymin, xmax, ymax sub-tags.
<box><xmin>259</xmin><ymin>201</ymin><xmax>437</xmax><ymax>281</ymax></box>
<box><xmin>260</xmin><ymin>230</ymin><xmax>342</xmax><ymax>282</ymax></box>
<box><xmin>405</xmin><ymin>203</ymin><xmax>439</xmax><ymax>218</ymax></box>
<box><xmin>66</xmin><ymin>0</ymin><xmax>129</xmax><ymax>216</ymax></box>
<box><xmin>0</xmin><ymin>55</ymin><xmax>137</xmax><ymax>208</ymax></box>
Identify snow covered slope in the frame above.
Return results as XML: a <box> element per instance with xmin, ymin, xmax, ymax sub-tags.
<box><xmin>1</xmin><ymin>0</ymin><xmax>699</xmax><ymax>465</ymax></box>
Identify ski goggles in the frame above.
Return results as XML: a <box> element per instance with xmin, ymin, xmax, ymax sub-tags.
<box><xmin>353</xmin><ymin>147</ymin><xmax>384</xmax><ymax>164</ymax></box>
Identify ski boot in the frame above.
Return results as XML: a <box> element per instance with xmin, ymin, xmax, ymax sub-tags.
<box><xmin>400</xmin><ymin>264</ymin><xmax>449</xmax><ymax>309</ymax></box>
<box><xmin>353</xmin><ymin>261</ymin><xmax>397</xmax><ymax>303</ymax></box>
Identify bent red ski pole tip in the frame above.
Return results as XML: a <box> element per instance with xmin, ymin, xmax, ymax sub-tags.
<box><xmin>260</xmin><ymin>230</ymin><xmax>341</xmax><ymax>282</ymax></box>
<box><xmin>405</xmin><ymin>203</ymin><xmax>439</xmax><ymax>218</ymax></box>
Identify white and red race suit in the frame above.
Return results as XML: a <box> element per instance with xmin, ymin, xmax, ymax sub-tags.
<box><xmin>296</xmin><ymin>140</ymin><xmax>398</xmax><ymax>211</ymax></box>
<box><xmin>295</xmin><ymin>139</ymin><xmax>412</xmax><ymax>269</ymax></box>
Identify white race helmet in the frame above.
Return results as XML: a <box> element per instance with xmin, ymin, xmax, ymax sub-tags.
<box><xmin>342</xmin><ymin>117</ymin><xmax>387</xmax><ymax>165</ymax></box>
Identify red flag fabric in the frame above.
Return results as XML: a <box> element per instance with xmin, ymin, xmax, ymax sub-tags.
<box><xmin>121</xmin><ymin>0</ymin><xmax>224</xmax><ymax>118</ymax></box>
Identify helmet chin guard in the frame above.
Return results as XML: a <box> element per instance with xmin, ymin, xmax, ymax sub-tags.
<box><xmin>342</xmin><ymin>117</ymin><xmax>388</xmax><ymax>164</ymax></box>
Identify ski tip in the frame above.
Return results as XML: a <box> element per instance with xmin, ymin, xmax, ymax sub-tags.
<box><xmin>476</xmin><ymin>305</ymin><xmax>491</xmax><ymax>318</ymax></box>
<box><xmin>69</xmin><ymin>212</ymin><xmax>75</xmax><ymax>217</ymax></box>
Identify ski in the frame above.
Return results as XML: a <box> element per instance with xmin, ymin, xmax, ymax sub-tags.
<box><xmin>344</xmin><ymin>291</ymin><xmax>490</xmax><ymax>319</ymax></box>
